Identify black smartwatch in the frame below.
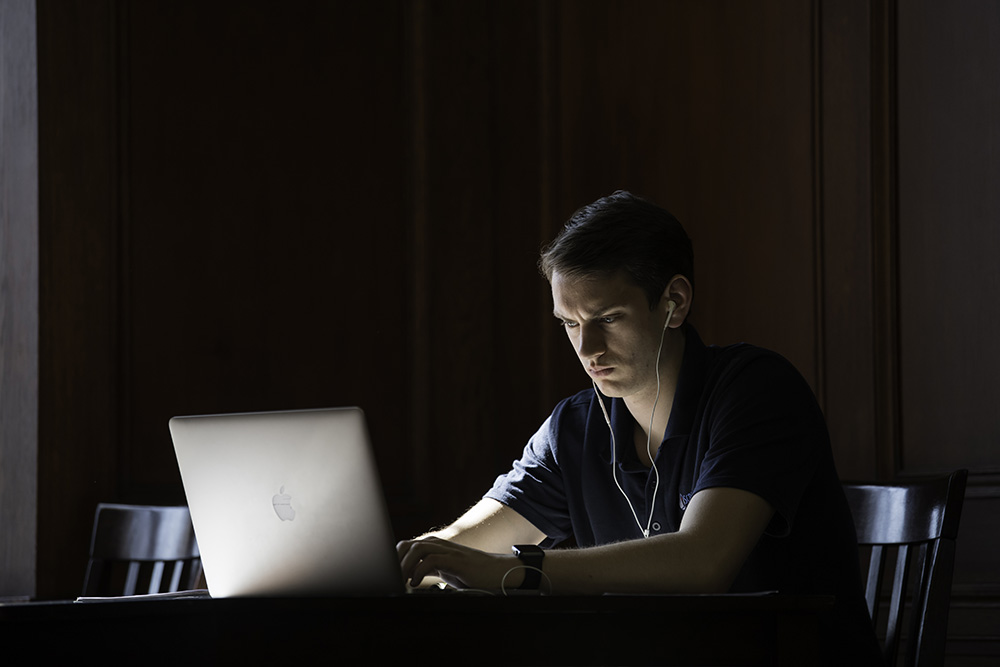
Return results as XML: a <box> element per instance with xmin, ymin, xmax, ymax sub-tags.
<box><xmin>511</xmin><ymin>544</ymin><xmax>545</xmax><ymax>590</ymax></box>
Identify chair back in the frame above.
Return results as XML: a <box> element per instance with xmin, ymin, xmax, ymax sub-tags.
<box><xmin>843</xmin><ymin>469</ymin><xmax>968</xmax><ymax>667</ymax></box>
<box><xmin>82</xmin><ymin>503</ymin><xmax>202</xmax><ymax>597</ymax></box>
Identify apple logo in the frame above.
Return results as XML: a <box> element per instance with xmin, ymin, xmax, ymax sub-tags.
<box><xmin>272</xmin><ymin>485</ymin><xmax>296</xmax><ymax>521</ymax></box>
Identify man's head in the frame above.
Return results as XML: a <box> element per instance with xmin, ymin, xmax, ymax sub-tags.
<box><xmin>538</xmin><ymin>190</ymin><xmax>694</xmax><ymax>310</ymax></box>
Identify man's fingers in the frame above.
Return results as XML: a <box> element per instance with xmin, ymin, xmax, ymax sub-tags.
<box><xmin>397</xmin><ymin>537</ymin><xmax>452</xmax><ymax>586</ymax></box>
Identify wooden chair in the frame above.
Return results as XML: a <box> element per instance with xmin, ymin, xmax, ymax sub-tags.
<box><xmin>843</xmin><ymin>469</ymin><xmax>968</xmax><ymax>667</ymax></box>
<box><xmin>82</xmin><ymin>503</ymin><xmax>203</xmax><ymax>597</ymax></box>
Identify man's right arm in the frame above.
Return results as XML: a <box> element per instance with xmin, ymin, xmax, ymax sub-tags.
<box><xmin>418</xmin><ymin>498</ymin><xmax>546</xmax><ymax>553</ymax></box>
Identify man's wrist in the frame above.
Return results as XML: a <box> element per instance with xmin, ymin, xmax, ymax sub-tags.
<box><xmin>511</xmin><ymin>544</ymin><xmax>545</xmax><ymax>590</ymax></box>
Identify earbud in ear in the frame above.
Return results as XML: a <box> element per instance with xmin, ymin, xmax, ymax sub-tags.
<box><xmin>663</xmin><ymin>300</ymin><xmax>677</xmax><ymax>331</ymax></box>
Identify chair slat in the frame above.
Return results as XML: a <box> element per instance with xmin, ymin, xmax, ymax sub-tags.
<box><xmin>123</xmin><ymin>561</ymin><xmax>141</xmax><ymax>597</ymax></box>
<box><xmin>168</xmin><ymin>559</ymin><xmax>185</xmax><ymax>592</ymax></box>
<box><xmin>904</xmin><ymin>542</ymin><xmax>932</xmax><ymax>667</ymax></box>
<box><xmin>866</xmin><ymin>545</ymin><xmax>885</xmax><ymax>624</ymax></box>
<box><xmin>884</xmin><ymin>545</ymin><xmax>911</xmax><ymax>667</ymax></box>
<box><xmin>148</xmin><ymin>560</ymin><xmax>166</xmax><ymax>594</ymax></box>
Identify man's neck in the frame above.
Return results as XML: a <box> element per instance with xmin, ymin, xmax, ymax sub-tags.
<box><xmin>623</xmin><ymin>329</ymin><xmax>686</xmax><ymax>466</ymax></box>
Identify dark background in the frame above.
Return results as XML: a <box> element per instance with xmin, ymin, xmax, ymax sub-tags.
<box><xmin>2</xmin><ymin>1</ymin><xmax>998</xmax><ymax>663</ymax></box>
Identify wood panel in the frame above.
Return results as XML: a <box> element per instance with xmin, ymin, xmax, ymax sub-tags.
<box><xmin>553</xmin><ymin>0</ymin><xmax>819</xmax><ymax>391</ymax></box>
<box><xmin>817</xmin><ymin>0</ymin><xmax>879</xmax><ymax>481</ymax></box>
<box><xmin>896</xmin><ymin>0</ymin><xmax>1000</xmax><ymax>476</ymax></box>
<box><xmin>35</xmin><ymin>0</ymin><xmax>122</xmax><ymax>600</ymax></box>
<box><xmin>120</xmin><ymin>0</ymin><xmax>409</xmax><ymax>491</ymax></box>
<box><xmin>90</xmin><ymin>0</ymin><xmax>554</xmax><ymax>542</ymax></box>
<box><xmin>949</xmin><ymin>490</ymin><xmax>1000</xmax><ymax>665</ymax></box>
<box><xmin>409</xmin><ymin>0</ymin><xmax>554</xmax><ymax>531</ymax></box>
<box><xmin>894</xmin><ymin>2</ymin><xmax>1000</xmax><ymax>662</ymax></box>
<box><xmin>0</xmin><ymin>0</ymin><xmax>39</xmax><ymax>598</ymax></box>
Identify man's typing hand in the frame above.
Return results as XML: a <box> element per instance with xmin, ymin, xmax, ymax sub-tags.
<box><xmin>396</xmin><ymin>536</ymin><xmax>523</xmax><ymax>592</ymax></box>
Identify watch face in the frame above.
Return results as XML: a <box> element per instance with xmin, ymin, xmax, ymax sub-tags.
<box><xmin>513</xmin><ymin>545</ymin><xmax>544</xmax><ymax>564</ymax></box>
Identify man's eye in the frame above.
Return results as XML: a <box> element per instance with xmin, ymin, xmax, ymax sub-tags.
<box><xmin>600</xmin><ymin>316</ymin><xmax>617</xmax><ymax>324</ymax></box>
<box><xmin>560</xmin><ymin>320</ymin><xmax>579</xmax><ymax>329</ymax></box>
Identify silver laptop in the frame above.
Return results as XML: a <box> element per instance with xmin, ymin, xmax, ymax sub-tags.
<box><xmin>169</xmin><ymin>407</ymin><xmax>404</xmax><ymax>598</ymax></box>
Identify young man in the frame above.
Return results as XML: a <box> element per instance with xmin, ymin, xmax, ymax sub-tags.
<box><xmin>397</xmin><ymin>191</ymin><xmax>882</xmax><ymax>663</ymax></box>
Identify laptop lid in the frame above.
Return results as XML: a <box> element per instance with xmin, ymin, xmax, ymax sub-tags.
<box><xmin>169</xmin><ymin>407</ymin><xmax>404</xmax><ymax>597</ymax></box>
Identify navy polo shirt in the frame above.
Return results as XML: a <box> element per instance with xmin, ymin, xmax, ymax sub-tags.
<box><xmin>486</xmin><ymin>325</ymin><xmax>882</xmax><ymax>664</ymax></box>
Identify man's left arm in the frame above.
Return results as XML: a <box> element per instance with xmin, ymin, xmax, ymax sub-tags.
<box><xmin>399</xmin><ymin>486</ymin><xmax>773</xmax><ymax>593</ymax></box>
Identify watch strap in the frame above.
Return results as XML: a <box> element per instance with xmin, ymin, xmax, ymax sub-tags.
<box><xmin>511</xmin><ymin>544</ymin><xmax>545</xmax><ymax>590</ymax></box>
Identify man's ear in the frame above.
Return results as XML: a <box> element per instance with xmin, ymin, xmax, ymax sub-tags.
<box><xmin>660</xmin><ymin>274</ymin><xmax>693</xmax><ymax>329</ymax></box>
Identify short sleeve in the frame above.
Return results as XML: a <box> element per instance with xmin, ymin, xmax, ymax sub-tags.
<box><xmin>484</xmin><ymin>415</ymin><xmax>573</xmax><ymax>541</ymax></box>
<box><xmin>692</xmin><ymin>351</ymin><xmax>826</xmax><ymax>537</ymax></box>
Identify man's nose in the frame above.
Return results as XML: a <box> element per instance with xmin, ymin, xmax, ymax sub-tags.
<box><xmin>576</xmin><ymin>323</ymin><xmax>605</xmax><ymax>361</ymax></box>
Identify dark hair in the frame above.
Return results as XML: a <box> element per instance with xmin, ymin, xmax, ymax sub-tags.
<box><xmin>539</xmin><ymin>191</ymin><xmax>694</xmax><ymax>309</ymax></box>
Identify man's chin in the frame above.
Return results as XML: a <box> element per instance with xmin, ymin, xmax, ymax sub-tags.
<box><xmin>592</xmin><ymin>377</ymin><xmax>627</xmax><ymax>398</ymax></box>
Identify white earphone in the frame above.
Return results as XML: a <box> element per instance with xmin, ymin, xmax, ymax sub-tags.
<box><xmin>663</xmin><ymin>300</ymin><xmax>677</xmax><ymax>330</ymax></box>
<box><xmin>593</xmin><ymin>298</ymin><xmax>677</xmax><ymax>538</ymax></box>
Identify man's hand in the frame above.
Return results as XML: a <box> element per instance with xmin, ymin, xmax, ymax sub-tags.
<box><xmin>396</xmin><ymin>536</ymin><xmax>523</xmax><ymax>591</ymax></box>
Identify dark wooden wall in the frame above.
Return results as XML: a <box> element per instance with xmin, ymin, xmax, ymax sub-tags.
<box><xmin>893</xmin><ymin>3</ymin><xmax>1000</xmax><ymax>661</ymax></box>
<box><xmin>1</xmin><ymin>0</ymin><xmax>997</xmax><ymax>662</ymax></box>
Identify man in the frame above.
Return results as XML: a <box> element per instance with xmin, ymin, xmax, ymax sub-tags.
<box><xmin>397</xmin><ymin>191</ymin><xmax>882</xmax><ymax>662</ymax></box>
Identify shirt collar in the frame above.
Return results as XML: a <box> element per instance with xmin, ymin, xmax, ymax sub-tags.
<box><xmin>663</xmin><ymin>323</ymin><xmax>708</xmax><ymax>440</ymax></box>
<box><xmin>598</xmin><ymin>323</ymin><xmax>709</xmax><ymax>464</ymax></box>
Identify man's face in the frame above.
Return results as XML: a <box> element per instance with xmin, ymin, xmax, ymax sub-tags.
<box><xmin>551</xmin><ymin>270</ymin><xmax>666</xmax><ymax>400</ymax></box>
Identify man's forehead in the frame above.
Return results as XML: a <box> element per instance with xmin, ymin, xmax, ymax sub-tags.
<box><xmin>551</xmin><ymin>270</ymin><xmax>644</xmax><ymax>312</ymax></box>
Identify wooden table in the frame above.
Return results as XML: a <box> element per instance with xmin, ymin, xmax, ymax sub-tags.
<box><xmin>0</xmin><ymin>592</ymin><xmax>834</xmax><ymax>665</ymax></box>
